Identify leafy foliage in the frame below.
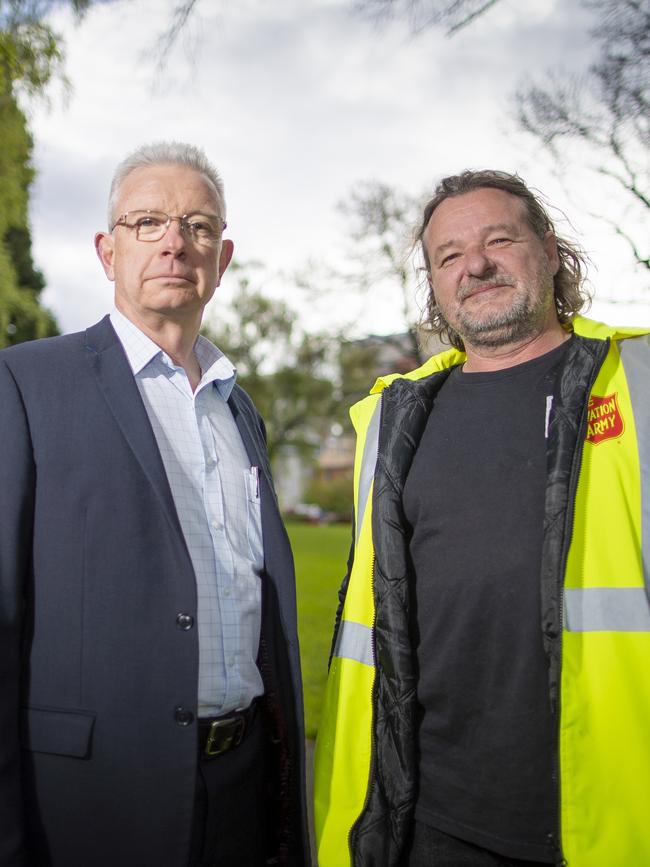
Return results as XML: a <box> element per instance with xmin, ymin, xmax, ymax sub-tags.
<box><xmin>0</xmin><ymin>88</ymin><xmax>57</xmax><ymax>346</ymax></box>
<box><xmin>0</xmin><ymin>0</ymin><xmax>96</xmax><ymax>346</ymax></box>
<box><xmin>202</xmin><ymin>263</ymin><xmax>336</xmax><ymax>462</ymax></box>
<box><xmin>304</xmin><ymin>472</ymin><xmax>353</xmax><ymax>522</ymax></box>
<box><xmin>0</xmin><ymin>0</ymin><xmax>92</xmax><ymax>96</ymax></box>
<box><xmin>0</xmin><ymin>20</ymin><xmax>64</xmax><ymax>97</ymax></box>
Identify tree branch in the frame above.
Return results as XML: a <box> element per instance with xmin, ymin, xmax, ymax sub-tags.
<box><xmin>446</xmin><ymin>0</ymin><xmax>500</xmax><ymax>34</ymax></box>
<box><xmin>353</xmin><ymin>0</ymin><xmax>503</xmax><ymax>36</ymax></box>
<box><xmin>153</xmin><ymin>0</ymin><xmax>201</xmax><ymax>64</ymax></box>
<box><xmin>588</xmin><ymin>211</ymin><xmax>650</xmax><ymax>271</ymax></box>
<box><xmin>596</xmin><ymin>153</ymin><xmax>650</xmax><ymax>212</ymax></box>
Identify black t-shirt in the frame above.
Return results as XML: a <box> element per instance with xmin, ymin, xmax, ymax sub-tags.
<box><xmin>402</xmin><ymin>341</ymin><xmax>570</xmax><ymax>863</ymax></box>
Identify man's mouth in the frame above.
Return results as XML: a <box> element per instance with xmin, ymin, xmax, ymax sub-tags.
<box><xmin>150</xmin><ymin>273</ymin><xmax>196</xmax><ymax>284</ymax></box>
<box><xmin>460</xmin><ymin>280</ymin><xmax>514</xmax><ymax>301</ymax></box>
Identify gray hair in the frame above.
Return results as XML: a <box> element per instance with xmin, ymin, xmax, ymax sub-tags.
<box><xmin>417</xmin><ymin>169</ymin><xmax>591</xmax><ymax>351</ymax></box>
<box><xmin>107</xmin><ymin>141</ymin><xmax>226</xmax><ymax>228</ymax></box>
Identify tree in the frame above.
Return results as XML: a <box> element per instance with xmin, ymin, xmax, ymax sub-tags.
<box><xmin>0</xmin><ymin>1</ymin><xmax>102</xmax><ymax>347</ymax></box>
<box><xmin>202</xmin><ymin>262</ymin><xmax>336</xmax><ymax>462</ymax></box>
<box><xmin>515</xmin><ymin>0</ymin><xmax>650</xmax><ymax>276</ymax></box>
<box><xmin>304</xmin><ymin>472</ymin><xmax>353</xmax><ymax>522</ymax></box>
<box><xmin>0</xmin><ymin>1</ymin><xmax>91</xmax><ymax>96</ymax></box>
<box><xmin>339</xmin><ymin>181</ymin><xmax>427</xmax><ymax>361</ymax></box>
<box><xmin>0</xmin><ymin>88</ymin><xmax>58</xmax><ymax>345</ymax></box>
<box><xmin>0</xmin><ymin>0</ymin><xmax>97</xmax><ymax>346</ymax></box>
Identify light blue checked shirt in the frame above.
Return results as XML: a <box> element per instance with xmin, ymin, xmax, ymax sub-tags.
<box><xmin>110</xmin><ymin>309</ymin><xmax>264</xmax><ymax>716</ymax></box>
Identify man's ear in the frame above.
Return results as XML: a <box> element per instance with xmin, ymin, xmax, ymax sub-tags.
<box><xmin>217</xmin><ymin>239</ymin><xmax>234</xmax><ymax>285</ymax></box>
<box><xmin>544</xmin><ymin>231</ymin><xmax>560</xmax><ymax>276</ymax></box>
<box><xmin>95</xmin><ymin>232</ymin><xmax>116</xmax><ymax>281</ymax></box>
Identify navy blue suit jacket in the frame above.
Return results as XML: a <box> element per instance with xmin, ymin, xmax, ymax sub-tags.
<box><xmin>0</xmin><ymin>316</ymin><xmax>309</xmax><ymax>866</ymax></box>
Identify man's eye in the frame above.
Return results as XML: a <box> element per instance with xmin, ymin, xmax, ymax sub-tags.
<box><xmin>188</xmin><ymin>220</ymin><xmax>210</xmax><ymax>233</ymax></box>
<box><xmin>440</xmin><ymin>252</ymin><xmax>460</xmax><ymax>267</ymax></box>
<box><xmin>136</xmin><ymin>216</ymin><xmax>163</xmax><ymax>228</ymax></box>
<box><xmin>187</xmin><ymin>218</ymin><xmax>218</xmax><ymax>236</ymax></box>
<box><xmin>489</xmin><ymin>237</ymin><xmax>511</xmax><ymax>246</ymax></box>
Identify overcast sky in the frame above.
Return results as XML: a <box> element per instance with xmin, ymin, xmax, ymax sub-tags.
<box><xmin>28</xmin><ymin>0</ymin><xmax>650</xmax><ymax>339</ymax></box>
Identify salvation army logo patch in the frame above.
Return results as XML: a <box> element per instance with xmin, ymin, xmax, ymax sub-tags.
<box><xmin>586</xmin><ymin>393</ymin><xmax>624</xmax><ymax>445</ymax></box>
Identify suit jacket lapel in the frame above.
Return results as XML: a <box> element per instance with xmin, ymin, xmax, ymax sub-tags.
<box><xmin>84</xmin><ymin>316</ymin><xmax>184</xmax><ymax>539</ymax></box>
<box><xmin>229</xmin><ymin>386</ymin><xmax>293</xmax><ymax>588</ymax></box>
<box><xmin>228</xmin><ymin>387</ymin><xmax>276</xmax><ymax>501</ymax></box>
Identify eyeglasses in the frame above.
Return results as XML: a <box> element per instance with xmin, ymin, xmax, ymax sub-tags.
<box><xmin>111</xmin><ymin>210</ymin><xmax>227</xmax><ymax>246</ymax></box>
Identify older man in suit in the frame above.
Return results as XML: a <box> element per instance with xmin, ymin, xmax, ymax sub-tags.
<box><xmin>0</xmin><ymin>142</ymin><xmax>310</xmax><ymax>867</ymax></box>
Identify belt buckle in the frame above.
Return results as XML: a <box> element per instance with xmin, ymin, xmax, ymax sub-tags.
<box><xmin>204</xmin><ymin>716</ymin><xmax>245</xmax><ymax>757</ymax></box>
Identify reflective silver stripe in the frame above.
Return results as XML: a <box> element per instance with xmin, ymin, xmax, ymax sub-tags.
<box><xmin>619</xmin><ymin>336</ymin><xmax>650</xmax><ymax>599</ymax></box>
<box><xmin>356</xmin><ymin>399</ymin><xmax>382</xmax><ymax>544</ymax></box>
<box><xmin>565</xmin><ymin>587</ymin><xmax>650</xmax><ymax>632</ymax></box>
<box><xmin>333</xmin><ymin>620</ymin><xmax>374</xmax><ymax>666</ymax></box>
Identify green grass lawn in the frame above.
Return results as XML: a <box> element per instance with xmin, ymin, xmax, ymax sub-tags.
<box><xmin>287</xmin><ymin>520</ymin><xmax>352</xmax><ymax>739</ymax></box>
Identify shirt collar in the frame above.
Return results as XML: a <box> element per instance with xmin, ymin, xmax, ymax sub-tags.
<box><xmin>109</xmin><ymin>308</ymin><xmax>238</xmax><ymax>400</ymax></box>
<box><xmin>110</xmin><ymin>308</ymin><xmax>162</xmax><ymax>375</ymax></box>
<box><xmin>193</xmin><ymin>333</ymin><xmax>237</xmax><ymax>400</ymax></box>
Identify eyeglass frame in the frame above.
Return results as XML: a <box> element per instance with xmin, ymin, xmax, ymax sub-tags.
<box><xmin>110</xmin><ymin>209</ymin><xmax>227</xmax><ymax>244</ymax></box>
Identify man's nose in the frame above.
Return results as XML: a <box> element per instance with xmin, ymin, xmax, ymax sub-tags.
<box><xmin>463</xmin><ymin>245</ymin><xmax>495</xmax><ymax>278</ymax></box>
<box><xmin>161</xmin><ymin>218</ymin><xmax>187</xmax><ymax>255</ymax></box>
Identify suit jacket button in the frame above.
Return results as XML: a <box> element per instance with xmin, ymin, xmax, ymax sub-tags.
<box><xmin>174</xmin><ymin>707</ymin><xmax>194</xmax><ymax>727</ymax></box>
<box><xmin>176</xmin><ymin>613</ymin><xmax>194</xmax><ymax>630</ymax></box>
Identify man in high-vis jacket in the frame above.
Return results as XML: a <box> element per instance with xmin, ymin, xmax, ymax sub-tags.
<box><xmin>314</xmin><ymin>169</ymin><xmax>650</xmax><ymax>867</ymax></box>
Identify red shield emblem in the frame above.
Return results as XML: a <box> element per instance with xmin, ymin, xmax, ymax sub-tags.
<box><xmin>586</xmin><ymin>393</ymin><xmax>624</xmax><ymax>445</ymax></box>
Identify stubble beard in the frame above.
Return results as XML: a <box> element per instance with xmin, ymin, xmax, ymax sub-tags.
<box><xmin>445</xmin><ymin>265</ymin><xmax>556</xmax><ymax>350</ymax></box>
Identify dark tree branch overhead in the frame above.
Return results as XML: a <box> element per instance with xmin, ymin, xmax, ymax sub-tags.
<box><xmin>446</xmin><ymin>0</ymin><xmax>500</xmax><ymax>34</ymax></box>
<box><xmin>149</xmin><ymin>0</ymin><xmax>503</xmax><ymax>57</ymax></box>
<box><xmin>153</xmin><ymin>0</ymin><xmax>200</xmax><ymax>66</ymax></box>
<box><xmin>352</xmin><ymin>0</ymin><xmax>502</xmax><ymax>35</ymax></box>
<box><xmin>611</xmin><ymin>224</ymin><xmax>650</xmax><ymax>272</ymax></box>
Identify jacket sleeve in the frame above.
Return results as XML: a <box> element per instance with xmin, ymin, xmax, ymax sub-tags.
<box><xmin>0</xmin><ymin>359</ymin><xmax>35</xmax><ymax>866</ymax></box>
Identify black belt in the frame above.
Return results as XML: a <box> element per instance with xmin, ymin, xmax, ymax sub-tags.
<box><xmin>197</xmin><ymin>700</ymin><xmax>258</xmax><ymax>758</ymax></box>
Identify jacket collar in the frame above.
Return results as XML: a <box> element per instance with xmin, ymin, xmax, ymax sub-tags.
<box><xmin>366</xmin><ymin>317</ymin><xmax>644</xmax><ymax>400</ymax></box>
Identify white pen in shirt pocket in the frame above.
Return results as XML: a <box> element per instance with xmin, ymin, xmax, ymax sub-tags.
<box><xmin>248</xmin><ymin>465</ymin><xmax>261</xmax><ymax>502</ymax></box>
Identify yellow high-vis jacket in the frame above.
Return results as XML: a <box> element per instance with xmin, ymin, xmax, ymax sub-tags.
<box><xmin>314</xmin><ymin>318</ymin><xmax>650</xmax><ymax>867</ymax></box>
